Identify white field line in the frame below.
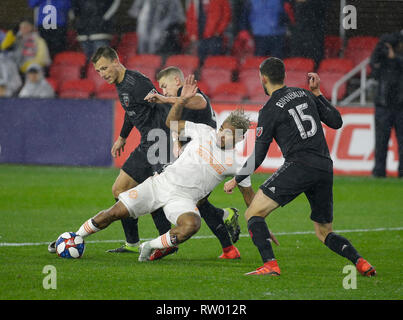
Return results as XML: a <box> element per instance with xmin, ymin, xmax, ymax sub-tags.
<box><xmin>0</xmin><ymin>226</ymin><xmax>402</xmax><ymax>247</ymax></box>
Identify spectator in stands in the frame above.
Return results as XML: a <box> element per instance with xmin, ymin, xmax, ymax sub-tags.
<box><xmin>128</xmin><ymin>0</ymin><xmax>185</xmax><ymax>55</ymax></box>
<box><xmin>370</xmin><ymin>30</ymin><xmax>403</xmax><ymax>178</ymax></box>
<box><xmin>290</xmin><ymin>0</ymin><xmax>327</xmax><ymax>67</ymax></box>
<box><xmin>71</xmin><ymin>0</ymin><xmax>121</xmax><ymax>60</ymax></box>
<box><xmin>28</xmin><ymin>0</ymin><xmax>72</xmax><ymax>58</ymax></box>
<box><xmin>238</xmin><ymin>0</ymin><xmax>290</xmax><ymax>58</ymax></box>
<box><xmin>186</xmin><ymin>0</ymin><xmax>232</xmax><ymax>62</ymax></box>
<box><xmin>18</xmin><ymin>63</ymin><xmax>54</xmax><ymax>98</ymax></box>
<box><xmin>0</xmin><ymin>51</ymin><xmax>22</xmax><ymax>97</ymax></box>
<box><xmin>0</xmin><ymin>19</ymin><xmax>51</xmax><ymax>73</ymax></box>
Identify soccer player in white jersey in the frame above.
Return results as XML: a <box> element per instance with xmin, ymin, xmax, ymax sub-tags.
<box><xmin>58</xmin><ymin>75</ymin><xmax>273</xmax><ymax>261</ymax></box>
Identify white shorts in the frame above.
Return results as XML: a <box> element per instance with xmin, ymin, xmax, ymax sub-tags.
<box><xmin>118</xmin><ymin>175</ymin><xmax>200</xmax><ymax>225</ymax></box>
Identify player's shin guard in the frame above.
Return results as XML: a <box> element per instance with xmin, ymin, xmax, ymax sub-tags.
<box><xmin>324</xmin><ymin>232</ymin><xmax>361</xmax><ymax>264</ymax></box>
<box><xmin>151</xmin><ymin>207</ymin><xmax>172</xmax><ymax>235</ymax></box>
<box><xmin>247</xmin><ymin>216</ymin><xmax>275</xmax><ymax>263</ymax></box>
<box><xmin>198</xmin><ymin>200</ymin><xmax>232</xmax><ymax>248</ymax></box>
<box><xmin>76</xmin><ymin>218</ymin><xmax>100</xmax><ymax>238</ymax></box>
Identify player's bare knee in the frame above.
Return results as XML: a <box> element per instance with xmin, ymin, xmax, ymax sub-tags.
<box><xmin>314</xmin><ymin>222</ymin><xmax>332</xmax><ymax>243</ymax></box>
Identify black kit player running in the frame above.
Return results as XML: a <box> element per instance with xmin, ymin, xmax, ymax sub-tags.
<box><xmin>225</xmin><ymin>57</ymin><xmax>376</xmax><ymax>276</ymax></box>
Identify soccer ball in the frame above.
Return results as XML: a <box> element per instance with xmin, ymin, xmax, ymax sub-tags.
<box><xmin>55</xmin><ymin>232</ymin><xmax>85</xmax><ymax>258</ymax></box>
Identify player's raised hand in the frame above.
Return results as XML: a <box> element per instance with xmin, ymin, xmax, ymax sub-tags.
<box><xmin>224</xmin><ymin>177</ymin><xmax>237</xmax><ymax>194</ymax></box>
<box><xmin>180</xmin><ymin>74</ymin><xmax>198</xmax><ymax>101</ymax></box>
<box><xmin>111</xmin><ymin>136</ymin><xmax>126</xmax><ymax>158</ymax></box>
<box><xmin>308</xmin><ymin>72</ymin><xmax>322</xmax><ymax>96</ymax></box>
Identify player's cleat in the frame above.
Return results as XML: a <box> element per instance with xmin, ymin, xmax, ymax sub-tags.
<box><xmin>219</xmin><ymin>245</ymin><xmax>241</xmax><ymax>259</ymax></box>
<box><xmin>244</xmin><ymin>260</ymin><xmax>281</xmax><ymax>276</ymax></box>
<box><xmin>106</xmin><ymin>243</ymin><xmax>140</xmax><ymax>253</ymax></box>
<box><xmin>48</xmin><ymin>241</ymin><xmax>56</xmax><ymax>253</ymax></box>
<box><xmin>138</xmin><ymin>241</ymin><xmax>153</xmax><ymax>261</ymax></box>
<box><xmin>149</xmin><ymin>246</ymin><xmax>179</xmax><ymax>261</ymax></box>
<box><xmin>356</xmin><ymin>258</ymin><xmax>376</xmax><ymax>277</ymax></box>
<box><xmin>223</xmin><ymin>207</ymin><xmax>241</xmax><ymax>243</ymax></box>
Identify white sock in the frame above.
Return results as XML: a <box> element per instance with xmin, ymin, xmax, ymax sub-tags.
<box><xmin>76</xmin><ymin>219</ymin><xmax>100</xmax><ymax>238</ymax></box>
<box><xmin>149</xmin><ymin>231</ymin><xmax>174</xmax><ymax>249</ymax></box>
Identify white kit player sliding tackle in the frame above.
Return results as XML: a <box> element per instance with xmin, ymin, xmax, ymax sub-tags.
<box><xmin>48</xmin><ymin>75</ymin><xmax>279</xmax><ymax>261</ymax></box>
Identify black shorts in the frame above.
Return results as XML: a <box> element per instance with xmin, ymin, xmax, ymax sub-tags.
<box><xmin>259</xmin><ymin>161</ymin><xmax>334</xmax><ymax>224</ymax></box>
<box><xmin>121</xmin><ymin>147</ymin><xmax>154</xmax><ymax>184</ymax></box>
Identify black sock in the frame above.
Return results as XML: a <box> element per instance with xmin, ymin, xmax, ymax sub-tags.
<box><xmin>247</xmin><ymin>216</ymin><xmax>275</xmax><ymax>263</ymax></box>
<box><xmin>198</xmin><ymin>200</ymin><xmax>232</xmax><ymax>248</ymax></box>
<box><xmin>324</xmin><ymin>232</ymin><xmax>361</xmax><ymax>264</ymax></box>
<box><xmin>115</xmin><ymin>198</ymin><xmax>140</xmax><ymax>244</ymax></box>
<box><xmin>151</xmin><ymin>207</ymin><xmax>172</xmax><ymax>236</ymax></box>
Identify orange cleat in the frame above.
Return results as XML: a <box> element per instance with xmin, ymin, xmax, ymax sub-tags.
<box><xmin>219</xmin><ymin>245</ymin><xmax>241</xmax><ymax>259</ymax></box>
<box><xmin>356</xmin><ymin>258</ymin><xmax>376</xmax><ymax>277</ymax></box>
<box><xmin>149</xmin><ymin>246</ymin><xmax>179</xmax><ymax>261</ymax></box>
<box><xmin>245</xmin><ymin>260</ymin><xmax>281</xmax><ymax>276</ymax></box>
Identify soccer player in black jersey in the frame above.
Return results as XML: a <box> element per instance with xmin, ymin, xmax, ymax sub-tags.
<box><xmin>142</xmin><ymin>66</ymin><xmax>247</xmax><ymax>260</ymax></box>
<box><xmin>224</xmin><ymin>57</ymin><xmax>376</xmax><ymax>277</ymax></box>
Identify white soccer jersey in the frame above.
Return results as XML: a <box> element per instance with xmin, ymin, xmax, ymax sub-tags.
<box><xmin>158</xmin><ymin>121</ymin><xmax>251</xmax><ymax>201</ymax></box>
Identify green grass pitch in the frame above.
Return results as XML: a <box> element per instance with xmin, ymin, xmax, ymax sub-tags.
<box><xmin>0</xmin><ymin>164</ymin><xmax>402</xmax><ymax>300</ymax></box>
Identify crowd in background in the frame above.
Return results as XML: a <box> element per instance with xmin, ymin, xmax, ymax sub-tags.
<box><xmin>0</xmin><ymin>0</ymin><xmax>331</xmax><ymax>98</ymax></box>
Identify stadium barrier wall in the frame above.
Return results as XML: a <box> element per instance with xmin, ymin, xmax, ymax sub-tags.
<box><xmin>1</xmin><ymin>99</ymin><xmax>398</xmax><ymax>176</ymax></box>
<box><xmin>0</xmin><ymin>98</ymin><xmax>114</xmax><ymax>167</ymax></box>
<box><xmin>114</xmin><ymin>102</ymin><xmax>399</xmax><ymax>177</ymax></box>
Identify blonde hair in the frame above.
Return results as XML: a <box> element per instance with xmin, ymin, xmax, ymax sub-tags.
<box><xmin>156</xmin><ymin>66</ymin><xmax>185</xmax><ymax>82</ymax></box>
<box><xmin>224</xmin><ymin>109</ymin><xmax>251</xmax><ymax>135</ymax></box>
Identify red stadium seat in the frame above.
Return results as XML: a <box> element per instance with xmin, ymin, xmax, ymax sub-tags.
<box><xmin>211</xmin><ymin>82</ymin><xmax>247</xmax><ymax>103</ymax></box>
<box><xmin>238</xmin><ymin>68</ymin><xmax>261</xmax><ymax>98</ymax></box>
<box><xmin>116</xmin><ymin>32</ymin><xmax>138</xmax><ymax>63</ymax></box>
<box><xmin>247</xmin><ymin>84</ymin><xmax>268</xmax><ymax>103</ymax></box>
<box><xmin>164</xmin><ymin>55</ymin><xmax>200</xmax><ymax>77</ymax></box>
<box><xmin>344</xmin><ymin>36</ymin><xmax>379</xmax><ymax>66</ymax></box>
<box><xmin>53</xmin><ymin>51</ymin><xmax>87</xmax><ymax>67</ymax></box>
<box><xmin>284</xmin><ymin>57</ymin><xmax>315</xmax><ymax>72</ymax></box>
<box><xmin>46</xmin><ymin>78</ymin><xmax>59</xmax><ymax>93</ymax></box>
<box><xmin>317</xmin><ymin>58</ymin><xmax>355</xmax><ymax>100</ymax></box>
<box><xmin>203</xmin><ymin>56</ymin><xmax>238</xmax><ymax>71</ymax></box>
<box><xmin>126</xmin><ymin>54</ymin><xmax>162</xmax><ymax>81</ymax></box>
<box><xmin>239</xmin><ymin>56</ymin><xmax>267</xmax><ymax>72</ymax></box>
<box><xmin>200</xmin><ymin>56</ymin><xmax>238</xmax><ymax>93</ymax></box>
<box><xmin>285</xmin><ymin>71</ymin><xmax>310</xmax><ymax>90</ymax></box>
<box><xmin>49</xmin><ymin>64</ymin><xmax>82</xmax><ymax>87</ymax></box>
<box><xmin>59</xmin><ymin>79</ymin><xmax>95</xmax><ymax>99</ymax></box>
<box><xmin>95</xmin><ymin>82</ymin><xmax>117</xmax><ymax>99</ymax></box>
<box><xmin>324</xmin><ymin>35</ymin><xmax>342</xmax><ymax>59</ymax></box>
<box><xmin>86</xmin><ymin>64</ymin><xmax>106</xmax><ymax>90</ymax></box>
<box><xmin>196</xmin><ymin>81</ymin><xmax>210</xmax><ymax>96</ymax></box>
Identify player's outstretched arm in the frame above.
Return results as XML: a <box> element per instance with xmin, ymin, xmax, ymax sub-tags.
<box><xmin>165</xmin><ymin>75</ymin><xmax>198</xmax><ymax>132</ymax></box>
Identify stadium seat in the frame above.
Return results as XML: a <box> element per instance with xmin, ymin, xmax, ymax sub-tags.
<box><xmin>324</xmin><ymin>35</ymin><xmax>342</xmax><ymax>59</ymax></box>
<box><xmin>59</xmin><ymin>79</ymin><xmax>95</xmax><ymax>99</ymax></box>
<box><xmin>283</xmin><ymin>57</ymin><xmax>315</xmax><ymax>73</ymax></box>
<box><xmin>344</xmin><ymin>36</ymin><xmax>379</xmax><ymax>66</ymax></box>
<box><xmin>239</xmin><ymin>56</ymin><xmax>267</xmax><ymax>72</ymax></box>
<box><xmin>95</xmin><ymin>82</ymin><xmax>117</xmax><ymax>99</ymax></box>
<box><xmin>49</xmin><ymin>64</ymin><xmax>82</xmax><ymax>87</ymax></box>
<box><xmin>53</xmin><ymin>51</ymin><xmax>87</xmax><ymax>67</ymax></box>
<box><xmin>200</xmin><ymin>56</ymin><xmax>238</xmax><ymax>93</ymax></box>
<box><xmin>86</xmin><ymin>64</ymin><xmax>105</xmax><ymax>90</ymax></box>
<box><xmin>317</xmin><ymin>58</ymin><xmax>354</xmax><ymax>100</ymax></box>
<box><xmin>116</xmin><ymin>32</ymin><xmax>138</xmax><ymax>63</ymax></box>
<box><xmin>247</xmin><ymin>84</ymin><xmax>268</xmax><ymax>103</ymax></box>
<box><xmin>285</xmin><ymin>71</ymin><xmax>310</xmax><ymax>90</ymax></box>
<box><xmin>196</xmin><ymin>81</ymin><xmax>210</xmax><ymax>96</ymax></box>
<box><xmin>210</xmin><ymin>82</ymin><xmax>247</xmax><ymax>103</ymax></box>
<box><xmin>238</xmin><ymin>68</ymin><xmax>261</xmax><ymax>98</ymax></box>
<box><xmin>46</xmin><ymin>78</ymin><xmax>59</xmax><ymax>93</ymax></box>
<box><xmin>164</xmin><ymin>55</ymin><xmax>200</xmax><ymax>77</ymax></box>
<box><xmin>126</xmin><ymin>54</ymin><xmax>162</xmax><ymax>81</ymax></box>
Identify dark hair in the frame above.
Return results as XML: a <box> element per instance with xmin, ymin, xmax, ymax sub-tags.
<box><xmin>156</xmin><ymin>66</ymin><xmax>184</xmax><ymax>81</ymax></box>
<box><xmin>91</xmin><ymin>46</ymin><xmax>119</xmax><ymax>64</ymax></box>
<box><xmin>259</xmin><ymin>57</ymin><xmax>285</xmax><ymax>85</ymax></box>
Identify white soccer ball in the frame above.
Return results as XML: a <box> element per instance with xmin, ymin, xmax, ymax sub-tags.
<box><xmin>55</xmin><ymin>232</ymin><xmax>85</xmax><ymax>259</ymax></box>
